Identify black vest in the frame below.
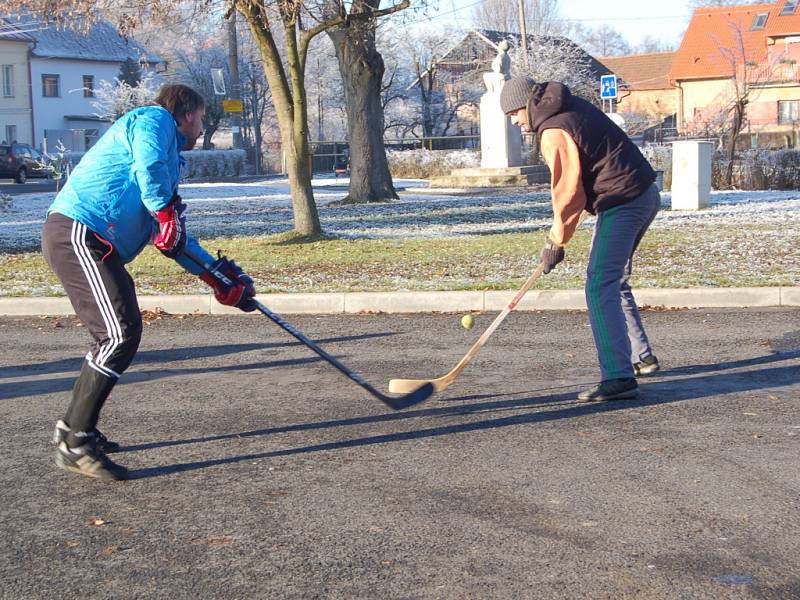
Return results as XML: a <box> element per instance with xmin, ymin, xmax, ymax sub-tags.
<box><xmin>527</xmin><ymin>82</ymin><xmax>656</xmax><ymax>214</ymax></box>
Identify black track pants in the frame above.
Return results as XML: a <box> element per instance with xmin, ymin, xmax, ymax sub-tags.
<box><xmin>42</xmin><ymin>213</ymin><xmax>142</xmax><ymax>438</ymax></box>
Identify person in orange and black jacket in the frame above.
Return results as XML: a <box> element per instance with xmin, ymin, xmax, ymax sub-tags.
<box><xmin>500</xmin><ymin>77</ymin><xmax>661</xmax><ymax>402</ymax></box>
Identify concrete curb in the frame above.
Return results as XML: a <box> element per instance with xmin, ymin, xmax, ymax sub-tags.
<box><xmin>0</xmin><ymin>287</ymin><xmax>798</xmax><ymax>316</ymax></box>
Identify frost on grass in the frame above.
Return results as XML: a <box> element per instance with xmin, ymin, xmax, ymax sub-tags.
<box><xmin>1</xmin><ymin>176</ymin><xmax>798</xmax><ymax>293</ymax></box>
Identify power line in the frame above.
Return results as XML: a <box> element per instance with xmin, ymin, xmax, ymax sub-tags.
<box><xmin>415</xmin><ymin>1</ymin><xmax>687</xmax><ymax>25</ymax></box>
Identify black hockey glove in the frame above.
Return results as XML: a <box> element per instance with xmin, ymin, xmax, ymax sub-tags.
<box><xmin>540</xmin><ymin>238</ymin><xmax>565</xmax><ymax>274</ymax></box>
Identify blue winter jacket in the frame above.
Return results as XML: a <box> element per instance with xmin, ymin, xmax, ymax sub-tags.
<box><xmin>48</xmin><ymin>105</ymin><xmax>213</xmax><ymax>274</ymax></box>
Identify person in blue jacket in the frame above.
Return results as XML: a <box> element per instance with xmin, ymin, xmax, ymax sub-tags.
<box><xmin>41</xmin><ymin>84</ymin><xmax>256</xmax><ymax>481</ymax></box>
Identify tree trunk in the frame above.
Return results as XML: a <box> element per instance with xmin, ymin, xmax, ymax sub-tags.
<box><xmin>238</xmin><ymin>5</ymin><xmax>321</xmax><ymax>237</ymax></box>
<box><xmin>283</xmin><ymin>110</ymin><xmax>318</xmax><ymax>235</ymax></box>
<box><xmin>328</xmin><ymin>25</ymin><xmax>398</xmax><ymax>203</ymax></box>
<box><xmin>725</xmin><ymin>102</ymin><xmax>745</xmax><ymax>187</ymax></box>
<box><xmin>202</xmin><ymin>126</ymin><xmax>217</xmax><ymax>150</ymax></box>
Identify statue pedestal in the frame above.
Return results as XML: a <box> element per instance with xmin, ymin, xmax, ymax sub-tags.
<box><xmin>480</xmin><ymin>91</ymin><xmax>522</xmax><ymax>169</ymax></box>
<box><xmin>429</xmin><ymin>165</ymin><xmax>549</xmax><ymax>189</ymax></box>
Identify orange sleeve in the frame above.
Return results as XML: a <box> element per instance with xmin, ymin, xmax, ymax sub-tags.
<box><xmin>539</xmin><ymin>128</ymin><xmax>587</xmax><ymax>246</ymax></box>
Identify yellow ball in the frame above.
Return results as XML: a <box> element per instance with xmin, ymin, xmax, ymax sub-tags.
<box><xmin>461</xmin><ymin>314</ymin><xmax>475</xmax><ymax>329</ymax></box>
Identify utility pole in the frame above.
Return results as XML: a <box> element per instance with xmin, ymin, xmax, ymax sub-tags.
<box><xmin>317</xmin><ymin>57</ymin><xmax>324</xmax><ymax>141</ymax></box>
<box><xmin>227</xmin><ymin>12</ymin><xmax>243</xmax><ymax>149</ymax></box>
<box><xmin>251</xmin><ymin>64</ymin><xmax>262</xmax><ymax>175</ymax></box>
<box><xmin>518</xmin><ymin>0</ymin><xmax>529</xmax><ymax>68</ymax></box>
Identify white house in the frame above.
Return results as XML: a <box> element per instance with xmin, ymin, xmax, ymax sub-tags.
<box><xmin>2</xmin><ymin>14</ymin><xmax>164</xmax><ymax>152</ymax></box>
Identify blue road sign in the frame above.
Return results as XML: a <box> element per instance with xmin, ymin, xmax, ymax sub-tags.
<box><xmin>600</xmin><ymin>74</ymin><xmax>617</xmax><ymax>99</ymax></box>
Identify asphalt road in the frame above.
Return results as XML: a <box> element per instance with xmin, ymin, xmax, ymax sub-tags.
<box><xmin>1</xmin><ymin>308</ymin><xmax>798</xmax><ymax>599</ymax></box>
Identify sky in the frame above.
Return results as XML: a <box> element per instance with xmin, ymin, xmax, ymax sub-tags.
<box><xmin>412</xmin><ymin>0</ymin><xmax>695</xmax><ymax>49</ymax></box>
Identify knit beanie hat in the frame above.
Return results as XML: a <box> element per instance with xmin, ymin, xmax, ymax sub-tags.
<box><xmin>500</xmin><ymin>77</ymin><xmax>536</xmax><ymax>114</ymax></box>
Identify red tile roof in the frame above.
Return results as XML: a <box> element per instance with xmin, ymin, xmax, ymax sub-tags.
<box><xmin>599</xmin><ymin>52</ymin><xmax>675</xmax><ymax>90</ymax></box>
<box><xmin>670</xmin><ymin>1</ymin><xmax>800</xmax><ymax>81</ymax></box>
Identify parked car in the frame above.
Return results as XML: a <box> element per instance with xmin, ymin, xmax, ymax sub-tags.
<box><xmin>0</xmin><ymin>143</ymin><xmax>51</xmax><ymax>183</ymax></box>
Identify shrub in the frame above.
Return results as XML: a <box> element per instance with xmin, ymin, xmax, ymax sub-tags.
<box><xmin>388</xmin><ymin>148</ymin><xmax>480</xmax><ymax>178</ymax></box>
<box><xmin>641</xmin><ymin>145</ymin><xmax>673</xmax><ymax>191</ymax></box>
<box><xmin>181</xmin><ymin>149</ymin><xmax>247</xmax><ymax>179</ymax></box>
<box><xmin>641</xmin><ymin>145</ymin><xmax>800</xmax><ymax>191</ymax></box>
<box><xmin>53</xmin><ymin>149</ymin><xmax>247</xmax><ymax>181</ymax></box>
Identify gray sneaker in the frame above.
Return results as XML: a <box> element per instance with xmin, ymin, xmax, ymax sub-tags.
<box><xmin>578</xmin><ymin>378</ymin><xmax>639</xmax><ymax>402</ymax></box>
<box><xmin>633</xmin><ymin>355</ymin><xmax>659</xmax><ymax>377</ymax></box>
<box><xmin>55</xmin><ymin>439</ymin><xmax>128</xmax><ymax>481</ymax></box>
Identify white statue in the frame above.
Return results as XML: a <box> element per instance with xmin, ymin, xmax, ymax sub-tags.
<box><xmin>483</xmin><ymin>40</ymin><xmax>511</xmax><ymax>94</ymax></box>
<box><xmin>479</xmin><ymin>39</ymin><xmax>521</xmax><ymax>168</ymax></box>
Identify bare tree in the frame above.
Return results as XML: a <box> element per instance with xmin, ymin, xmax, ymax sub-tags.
<box><xmin>472</xmin><ymin>0</ymin><xmax>563</xmax><ymax>37</ymax></box>
<box><xmin>685</xmin><ymin>18</ymin><xmax>783</xmax><ymax>186</ymax></box>
<box><xmin>688</xmin><ymin>0</ymin><xmax>760</xmax><ymax>8</ymax></box>
<box><xmin>510</xmin><ymin>36</ymin><xmax>599</xmax><ymax>102</ymax></box>
<box><xmin>401</xmin><ymin>27</ymin><xmax>457</xmax><ymax>138</ymax></box>
<box><xmin>320</xmin><ymin>0</ymin><xmax>412</xmax><ymax>203</ymax></box>
<box><xmin>9</xmin><ymin>0</ymin><xmax>418</xmax><ymax>229</ymax></box>
<box><xmin>634</xmin><ymin>35</ymin><xmax>676</xmax><ymax>54</ymax></box>
<box><xmin>173</xmin><ymin>44</ymin><xmax>229</xmax><ymax>149</ymax></box>
<box><xmin>91</xmin><ymin>73</ymin><xmax>159</xmax><ymax>121</ymax></box>
<box><xmin>716</xmin><ymin>21</ymin><xmax>774</xmax><ymax>186</ymax></box>
<box><xmin>574</xmin><ymin>24</ymin><xmax>631</xmax><ymax>57</ymax></box>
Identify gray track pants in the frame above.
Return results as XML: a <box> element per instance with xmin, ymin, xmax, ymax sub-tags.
<box><xmin>585</xmin><ymin>184</ymin><xmax>661</xmax><ymax>381</ymax></box>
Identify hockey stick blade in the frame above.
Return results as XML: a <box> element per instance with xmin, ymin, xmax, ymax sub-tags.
<box><xmin>251</xmin><ymin>300</ymin><xmax>432</xmax><ymax>410</ymax></box>
<box><xmin>388</xmin><ymin>262</ymin><xmax>547</xmax><ymax>395</ymax></box>
<box><xmin>182</xmin><ymin>250</ymin><xmax>432</xmax><ymax>410</ymax></box>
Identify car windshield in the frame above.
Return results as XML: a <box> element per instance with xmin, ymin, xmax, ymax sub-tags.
<box><xmin>0</xmin><ymin>146</ymin><xmax>9</xmax><ymax>156</ymax></box>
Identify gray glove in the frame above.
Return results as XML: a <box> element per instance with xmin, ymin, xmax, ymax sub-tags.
<box><xmin>540</xmin><ymin>238</ymin><xmax>565</xmax><ymax>274</ymax></box>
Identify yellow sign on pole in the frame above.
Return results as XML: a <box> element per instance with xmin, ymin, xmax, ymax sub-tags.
<box><xmin>223</xmin><ymin>99</ymin><xmax>244</xmax><ymax>113</ymax></box>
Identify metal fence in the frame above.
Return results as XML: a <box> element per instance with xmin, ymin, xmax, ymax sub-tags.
<box><xmin>310</xmin><ymin>134</ymin><xmax>548</xmax><ymax>173</ymax></box>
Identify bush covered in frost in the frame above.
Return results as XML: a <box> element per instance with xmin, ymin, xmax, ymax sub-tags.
<box><xmin>641</xmin><ymin>145</ymin><xmax>673</xmax><ymax>190</ymax></box>
<box><xmin>718</xmin><ymin>149</ymin><xmax>800</xmax><ymax>190</ymax></box>
<box><xmin>54</xmin><ymin>149</ymin><xmax>247</xmax><ymax>181</ymax></box>
<box><xmin>640</xmin><ymin>145</ymin><xmax>800</xmax><ymax>190</ymax></box>
<box><xmin>181</xmin><ymin>150</ymin><xmax>247</xmax><ymax>179</ymax></box>
<box><xmin>388</xmin><ymin>149</ymin><xmax>480</xmax><ymax>178</ymax></box>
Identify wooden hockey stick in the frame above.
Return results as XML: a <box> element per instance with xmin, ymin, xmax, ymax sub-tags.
<box><xmin>389</xmin><ymin>211</ymin><xmax>590</xmax><ymax>395</ymax></box>
<box><xmin>388</xmin><ymin>262</ymin><xmax>546</xmax><ymax>394</ymax></box>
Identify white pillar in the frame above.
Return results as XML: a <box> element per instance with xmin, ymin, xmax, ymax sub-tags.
<box><xmin>670</xmin><ymin>141</ymin><xmax>713</xmax><ymax>210</ymax></box>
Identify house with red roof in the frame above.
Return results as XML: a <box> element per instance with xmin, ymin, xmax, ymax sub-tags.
<box><xmin>599</xmin><ymin>52</ymin><xmax>677</xmax><ymax>139</ymax></box>
<box><xmin>670</xmin><ymin>0</ymin><xmax>800</xmax><ymax>147</ymax></box>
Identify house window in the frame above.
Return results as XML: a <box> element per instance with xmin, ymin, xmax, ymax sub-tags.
<box><xmin>42</xmin><ymin>74</ymin><xmax>60</xmax><ymax>97</ymax></box>
<box><xmin>779</xmin><ymin>100</ymin><xmax>800</xmax><ymax>123</ymax></box>
<box><xmin>2</xmin><ymin>65</ymin><xmax>13</xmax><ymax>97</ymax></box>
<box><xmin>780</xmin><ymin>0</ymin><xmax>798</xmax><ymax>16</ymax></box>
<box><xmin>84</xmin><ymin>128</ymin><xmax>100</xmax><ymax>149</ymax></box>
<box><xmin>751</xmin><ymin>13</ymin><xmax>769</xmax><ymax>30</ymax></box>
<box><xmin>5</xmin><ymin>125</ymin><xmax>17</xmax><ymax>144</ymax></box>
<box><xmin>82</xmin><ymin>75</ymin><xmax>95</xmax><ymax>98</ymax></box>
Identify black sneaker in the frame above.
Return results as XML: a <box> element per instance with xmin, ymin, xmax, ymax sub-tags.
<box><xmin>55</xmin><ymin>439</ymin><xmax>128</xmax><ymax>481</ymax></box>
<box><xmin>578</xmin><ymin>378</ymin><xmax>639</xmax><ymax>402</ymax></box>
<box><xmin>52</xmin><ymin>420</ymin><xmax>121</xmax><ymax>453</ymax></box>
<box><xmin>633</xmin><ymin>355</ymin><xmax>660</xmax><ymax>377</ymax></box>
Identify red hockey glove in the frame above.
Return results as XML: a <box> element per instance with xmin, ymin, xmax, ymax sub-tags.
<box><xmin>199</xmin><ymin>254</ymin><xmax>257</xmax><ymax>312</ymax></box>
<box><xmin>153</xmin><ymin>194</ymin><xmax>187</xmax><ymax>258</ymax></box>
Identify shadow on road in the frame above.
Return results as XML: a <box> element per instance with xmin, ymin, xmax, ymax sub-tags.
<box><xmin>0</xmin><ymin>331</ymin><xmax>395</xmax><ymax>396</ymax></box>
<box><xmin>128</xmin><ymin>357</ymin><xmax>800</xmax><ymax>480</ymax></box>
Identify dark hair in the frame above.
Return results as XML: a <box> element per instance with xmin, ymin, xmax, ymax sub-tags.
<box><xmin>154</xmin><ymin>84</ymin><xmax>205</xmax><ymax>121</ymax></box>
